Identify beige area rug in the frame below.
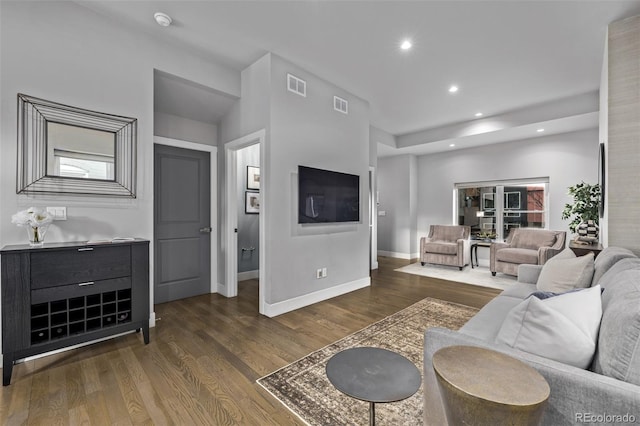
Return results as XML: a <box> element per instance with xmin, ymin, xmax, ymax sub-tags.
<box><xmin>257</xmin><ymin>298</ymin><xmax>478</xmax><ymax>426</ymax></box>
<box><xmin>396</xmin><ymin>262</ymin><xmax>517</xmax><ymax>291</ymax></box>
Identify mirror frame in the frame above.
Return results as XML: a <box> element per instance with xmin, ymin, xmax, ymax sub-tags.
<box><xmin>17</xmin><ymin>93</ymin><xmax>137</xmax><ymax>197</ymax></box>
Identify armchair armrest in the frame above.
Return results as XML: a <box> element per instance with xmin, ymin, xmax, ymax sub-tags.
<box><xmin>538</xmin><ymin>246</ymin><xmax>563</xmax><ymax>264</ymax></box>
<box><xmin>457</xmin><ymin>238</ymin><xmax>471</xmax><ymax>266</ymax></box>
<box><xmin>490</xmin><ymin>241</ymin><xmax>509</xmax><ymax>272</ymax></box>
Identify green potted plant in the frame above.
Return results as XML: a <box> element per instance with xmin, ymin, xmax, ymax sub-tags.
<box><xmin>561</xmin><ymin>182</ymin><xmax>601</xmax><ymax>241</ymax></box>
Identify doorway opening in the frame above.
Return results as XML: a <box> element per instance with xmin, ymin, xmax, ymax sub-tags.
<box><xmin>224</xmin><ymin>130</ymin><xmax>266</xmax><ymax>314</ymax></box>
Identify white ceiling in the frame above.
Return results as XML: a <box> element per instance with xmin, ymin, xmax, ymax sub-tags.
<box><xmin>78</xmin><ymin>1</ymin><xmax>640</xmax><ymax>154</ymax></box>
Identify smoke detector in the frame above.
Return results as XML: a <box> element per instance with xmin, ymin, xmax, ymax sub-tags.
<box><xmin>154</xmin><ymin>12</ymin><xmax>172</xmax><ymax>27</ymax></box>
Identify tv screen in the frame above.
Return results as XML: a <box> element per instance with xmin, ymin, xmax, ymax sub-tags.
<box><xmin>298</xmin><ymin>166</ymin><xmax>360</xmax><ymax>223</ymax></box>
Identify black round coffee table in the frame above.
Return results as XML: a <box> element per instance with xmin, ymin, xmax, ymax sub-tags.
<box><xmin>326</xmin><ymin>347</ymin><xmax>421</xmax><ymax>426</ymax></box>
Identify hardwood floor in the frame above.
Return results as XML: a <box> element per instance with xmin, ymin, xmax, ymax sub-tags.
<box><xmin>0</xmin><ymin>257</ymin><xmax>500</xmax><ymax>425</ymax></box>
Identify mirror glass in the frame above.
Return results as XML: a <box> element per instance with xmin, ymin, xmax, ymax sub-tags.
<box><xmin>17</xmin><ymin>94</ymin><xmax>137</xmax><ymax>197</ymax></box>
<box><xmin>47</xmin><ymin>123</ymin><xmax>116</xmax><ymax>180</ymax></box>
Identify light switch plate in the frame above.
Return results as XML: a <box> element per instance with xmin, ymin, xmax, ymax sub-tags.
<box><xmin>46</xmin><ymin>206</ymin><xmax>67</xmax><ymax>220</ymax></box>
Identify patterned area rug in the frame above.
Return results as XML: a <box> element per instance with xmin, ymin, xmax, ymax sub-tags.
<box><xmin>257</xmin><ymin>298</ymin><xmax>479</xmax><ymax>425</ymax></box>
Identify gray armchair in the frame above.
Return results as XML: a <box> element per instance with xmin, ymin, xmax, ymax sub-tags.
<box><xmin>490</xmin><ymin>228</ymin><xmax>566</xmax><ymax>276</ymax></box>
<box><xmin>420</xmin><ymin>225</ymin><xmax>471</xmax><ymax>270</ymax></box>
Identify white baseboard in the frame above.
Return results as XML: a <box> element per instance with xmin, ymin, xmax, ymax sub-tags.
<box><xmin>371</xmin><ymin>261</ymin><xmax>379</xmax><ymax>270</ymax></box>
<box><xmin>262</xmin><ymin>277</ymin><xmax>371</xmax><ymax>318</ymax></box>
<box><xmin>150</xmin><ymin>311</ymin><xmax>156</xmax><ymax>328</ymax></box>
<box><xmin>378</xmin><ymin>250</ymin><xmax>411</xmax><ymax>259</ymax></box>
<box><xmin>238</xmin><ymin>270</ymin><xmax>259</xmax><ymax>281</ymax></box>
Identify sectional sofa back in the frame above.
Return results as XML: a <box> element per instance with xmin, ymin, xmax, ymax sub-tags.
<box><xmin>590</xmin><ymin>249</ymin><xmax>640</xmax><ymax>385</ymax></box>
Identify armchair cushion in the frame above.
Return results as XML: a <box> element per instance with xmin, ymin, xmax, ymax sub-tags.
<box><xmin>423</xmin><ymin>242</ymin><xmax>457</xmax><ymax>255</ymax></box>
<box><xmin>495</xmin><ymin>248</ymin><xmax>538</xmax><ymax>264</ymax></box>
<box><xmin>511</xmin><ymin>230</ymin><xmax>557</xmax><ymax>250</ymax></box>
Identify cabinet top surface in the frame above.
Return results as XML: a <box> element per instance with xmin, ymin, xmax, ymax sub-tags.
<box><xmin>1</xmin><ymin>239</ymin><xmax>149</xmax><ymax>253</ymax></box>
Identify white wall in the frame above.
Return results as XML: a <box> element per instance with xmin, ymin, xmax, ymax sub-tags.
<box><xmin>599</xmin><ymin>33</ymin><xmax>609</xmax><ymax>247</ymax></box>
<box><xmin>417</xmin><ymin>129</ymin><xmax>599</xmax><ymax>253</ymax></box>
<box><xmin>0</xmin><ymin>2</ymin><xmax>240</xmax><ymax>356</ymax></box>
<box><xmin>154</xmin><ymin>112</ymin><xmax>218</xmax><ymax>146</ymax></box>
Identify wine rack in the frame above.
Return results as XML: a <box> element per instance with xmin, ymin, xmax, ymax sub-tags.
<box><xmin>30</xmin><ymin>289</ymin><xmax>132</xmax><ymax>345</ymax></box>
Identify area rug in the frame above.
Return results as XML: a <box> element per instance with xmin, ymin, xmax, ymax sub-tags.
<box><xmin>257</xmin><ymin>298</ymin><xmax>478</xmax><ymax>425</ymax></box>
<box><xmin>396</xmin><ymin>262</ymin><xmax>516</xmax><ymax>291</ymax></box>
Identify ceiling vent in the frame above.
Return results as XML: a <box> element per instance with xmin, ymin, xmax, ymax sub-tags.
<box><xmin>334</xmin><ymin>96</ymin><xmax>348</xmax><ymax>114</ymax></box>
<box><xmin>287</xmin><ymin>73</ymin><xmax>306</xmax><ymax>97</ymax></box>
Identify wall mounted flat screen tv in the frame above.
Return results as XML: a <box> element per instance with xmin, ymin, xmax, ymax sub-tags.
<box><xmin>298</xmin><ymin>166</ymin><xmax>360</xmax><ymax>223</ymax></box>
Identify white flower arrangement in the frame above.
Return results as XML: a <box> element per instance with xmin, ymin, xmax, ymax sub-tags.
<box><xmin>11</xmin><ymin>207</ymin><xmax>53</xmax><ymax>228</ymax></box>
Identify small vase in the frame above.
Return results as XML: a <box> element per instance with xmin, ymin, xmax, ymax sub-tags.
<box><xmin>577</xmin><ymin>220</ymin><xmax>599</xmax><ymax>243</ymax></box>
<box><xmin>26</xmin><ymin>225</ymin><xmax>49</xmax><ymax>247</ymax></box>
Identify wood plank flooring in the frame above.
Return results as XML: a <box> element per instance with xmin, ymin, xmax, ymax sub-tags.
<box><xmin>0</xmin><ymin>257</ymin><xmax>500</xmax><ymax>425</ymax></box>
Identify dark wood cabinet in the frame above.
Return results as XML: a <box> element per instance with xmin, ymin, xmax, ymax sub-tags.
<box><xmin>1</xmin><ymin>240</ymin><xmax>150</xmax><ymax>386</ymax></box>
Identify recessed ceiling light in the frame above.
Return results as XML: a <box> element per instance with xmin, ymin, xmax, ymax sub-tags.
<box><xmin>448</xmin><ymin>85</ymin><xmax>459</xmax><ymax>93</ymax></box>
<box><xmin>400</xmin><ymin>39</ymin><xmax>412</xmax><ymax>51</ymax></box>
<box><xmin>475</xmin><ymin>112</ymin><xmax>483</xmax><ymax>117</ymax></box>
<box><xmin>154</xmin><ymin>12</ymin><xmax>172</xmax><ymax>27</ymax></box>
<box><xmin>537</xmin><ymin>128</ymin><xmax>545</xmax><ymax>133</ymax></box>
<box><xmin>449</xmin><ymin>143</ymin><xmax>455</xmax><ymax>147</ymax></box>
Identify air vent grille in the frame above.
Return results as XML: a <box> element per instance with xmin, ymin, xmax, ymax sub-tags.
<box><xmin>287</xmin><ymin>73</ymin><xmax>306</xmax><ymax>97</ymax></box>
<box><xmin>334</xmin><ymin>96</ymin><xmax>348</xmax><ymax>114</ymax></box>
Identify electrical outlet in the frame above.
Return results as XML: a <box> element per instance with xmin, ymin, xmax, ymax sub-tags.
<box><xmin>322</xmin><ymin>267</ymin><xmax>327</xmax><ymax>278</ymax></box>
<box><xmin>316</xmin><ymin>269</ymin><xmax>323</xmax><ymax>279</ymax></box>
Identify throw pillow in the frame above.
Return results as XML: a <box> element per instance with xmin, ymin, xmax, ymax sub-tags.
<box><xmin>495</xmin><ymin>285</ymin><xmax>602</xmax><ymax>369</ymax></box>
<box><xmin>536</xmin><ymin>248</ymin><xmax>594</xmax><ymax>293</ymax></box>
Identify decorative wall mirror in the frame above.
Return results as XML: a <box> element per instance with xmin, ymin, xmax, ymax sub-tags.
<box><xmin>17</xmin><ymin>93</ymin><xmax>137</xmax><ymax>197</ymax></box>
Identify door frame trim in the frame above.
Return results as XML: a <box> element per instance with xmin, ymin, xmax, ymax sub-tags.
<box><xmin>224</xmin><ymin>129</ymin><xmax>265</xmax><ymax>314</ymax></box>
<box><xmin>153</xmin><ymin>136</ymin><xmax>219</xmax><ymax>298</ymax></box>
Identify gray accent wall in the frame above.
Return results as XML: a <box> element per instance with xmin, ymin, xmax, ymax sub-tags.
<box><xmin>607</xmin><ymin>15</ymin><xmax>640</xmax><ymax>254</ymax></box>
<box><xmin>236</xmin><ymin>144</ymin><xmax>260</xmax><ymax>273</ymax></box>
<box><xmin>377</xmin><ymin>155</ymin><xmax>418</xmax><ymax>258</ymax></box>
<box><xmin>220</xmin><ymin>53</ymin><xmax>370</xmax><ymax>307</ymax></box>
<box><xmin>416</xmin><ymin>130</ymin><xmax>599</xmax><ymax>248</ymax></box>
<box><xmin>154</xmin><ymin>112</ymin><xmax>218</xmax><ymax>146</ymax></box>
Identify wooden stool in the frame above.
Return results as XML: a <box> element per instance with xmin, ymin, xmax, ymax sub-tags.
<box><xmin>433</xmin><ymin>345</ymin><xmax>550</xmax><ymax>426</ymax></box>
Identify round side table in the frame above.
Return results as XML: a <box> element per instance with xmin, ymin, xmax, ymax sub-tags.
<box><xmin>326</xmin><ymin>347</ymin><xmax>421</xmax><ymax>426</ymax></box>
<box><xmin>432</xmin><ymin>345</ymin><xmax>550</xmax><ymax>426</ymax></box>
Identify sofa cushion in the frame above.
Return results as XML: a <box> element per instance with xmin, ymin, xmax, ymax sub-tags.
<box><xmin>594</xmin><ymin>257</ymin><xmax>640</xmax><ymax>291</ymax></box>
<box><xmin>593</xmin><ymin>270</ymin><xmax>640</xmax><ymax>385</ymax></box>
<box><xmin>459</xmin><ymin>295</ymin><xmax>524</xmax><ymax>342</ymax></box>
<box><xmin>500</xmin><ymin>282</ymin><xmax>537</xmax><ymax>299</ymax></box>
<box><xmin>511</xmin><ymin>230</ymin><xmax>557</xmax><ymax>250</ymax></box>
<box><xmin>496</xmin><ymin>248</ymin><xmax>538</xmax><ymax>265</ymax></box>
<box><xmin>592</xmin><ymin>246</ymin><xmax>637</xmax><ymax>286</ymax></box>
<box><xmin>536</xmin><ymin>248</ymin><xmax>594</xmax><ymax>293</ymax></box>
<box><xmin>495</xmin><ymin>285</ymin><xmax>602</xmax><ymax>369</ymax></box>
<box><xmin>424</xmin><ymin>241</ymin><xmax>457</xmax><ymax>255</ymax></box>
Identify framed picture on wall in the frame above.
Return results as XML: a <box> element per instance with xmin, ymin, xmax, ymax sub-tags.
<box><xmin>245</xmin><ymin>191</ymin><xmax>260</xmax><ymax>214</ymax></box>
<box><xmin>247</xmin><ymin>166</ymin><xmax>260</xmax><ymax>190</ymax></box>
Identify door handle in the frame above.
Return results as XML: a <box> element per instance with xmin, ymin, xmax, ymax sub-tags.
<box><xmin>199</xmin><ymin>227</ymin><xmax>212</xmax><ymax>233</ymax></box>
